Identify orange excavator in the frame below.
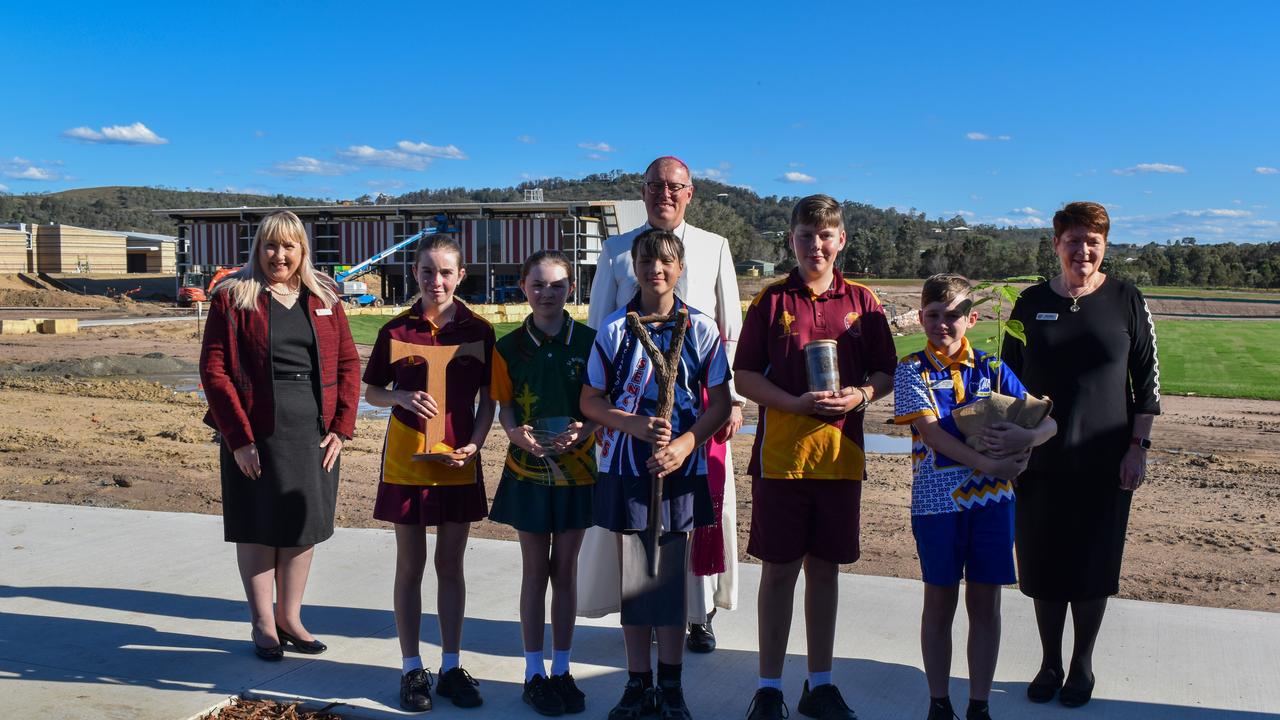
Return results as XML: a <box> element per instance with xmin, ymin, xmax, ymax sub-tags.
<box><xmin>177</xmin><ymin>267</ymin><xmax>235</xmax><ymax>306</ymax></box>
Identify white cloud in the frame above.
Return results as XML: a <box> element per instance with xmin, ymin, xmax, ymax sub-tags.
<box><xmin>693</xmin><ymin>168</ymin><xmax>728</xmax><ymax>180</ymax></box>
<box><xmin>3</xmin><ymin>157</ymin><xmax>61</xmax><ymax>181</ymax></box>
<box><xmin>0</xmin><ymin>183</ymin><xmax>8</xmax><ymax>192</ymax></box>
<box><xmin>944</xmin><ymin>209</ymin><xmax>976</xmax><ymax>218</ymax></box>
<box><xmin>63</xmin><ymin>122</ymin><xmax>168</xmax><ymax>145</ymax></box>
<box><xmin>269</xmin><ymin>156</ymin><xmax>354</xmax><ymax>176</ymax></box>
<box><xmin>990</xmin><ymin>215</ymin><xmax>1045</xmax><ymax>227</ymax></box>
<box><xmin>396</xmin><ymin>140</ymin><xmax>467</xmax><ymax>160</ymax></box>
<box><xmin>788</xmin><ymin>161</ymin><xmax>805</xmax><ymax>168</ymax></box>
<box><xmin>586</xmin><ymin>153</ymin><xmax>606</xmax><ymax>161</ymax></box>
<box><xmin>1010</xmin><ymin>206</ymin><xmax>1040</xmax><ymax>216</ymax></box>
<box><xmin>516</xmin><ymin>134</ymin><xmax>536</xmax><ymax>144</ymax></box>
<box><xmin>338</xmin><ymin>145</ymin><xmax>431</xmax><ymax>170</ymax></box>
<box><xmin>1257</xmin><ymin>166</ymin><xmax>1279</xmax><ymax>175</ymax></box>
<box><xmin>966</xmin><ymin>132</ymin><xmax>1011</xmax><ymax>141</ymax></box>
<box><xmin>578</xmin><ymin>141</ymin><xmax>615</xmax><ymax>152</ymax></box>
<box><xmin>778</xmin><ymin>171</ymin><xmax>817</xmax><ymax>184</ymax></box>
<box><xmin>1112</xmin><ymin>163</ymin><xmax>1187</xmax><ymax>175</ymax></box>
<box><xmin>1176</xmin><ymin>208</ymin><xmax>1252</xmax><ymax>218</ymax></box>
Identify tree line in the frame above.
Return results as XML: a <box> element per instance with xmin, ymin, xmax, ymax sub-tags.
<box><xmin>4</xmin><ymin>178</ymin><xmax>1278</xmax><ymax>288</ymax></box>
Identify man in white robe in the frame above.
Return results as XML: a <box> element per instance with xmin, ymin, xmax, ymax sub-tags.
<box><xmin>578</xmin><ymin>155</ymin><xmax>744</xmax><ymax>653</ymax></box>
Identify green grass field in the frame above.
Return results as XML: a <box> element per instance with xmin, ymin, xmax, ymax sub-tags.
<box><xmin>891</xmin><ymin>320</ymin><xmax>1280</xmax><ymax>401</ymax></box>
<box><xmin>1138</xmin><ymin>286</ymin><xmax>1280</xmax><ymax>301</ymax></box>
<box><xmin>349</xmin><ymin>314</ymin><xmax>1280</xmax><ymax>401</ymax></box>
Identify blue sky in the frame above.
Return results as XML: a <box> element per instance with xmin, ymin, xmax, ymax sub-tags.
<box><xmin>3</xmin><ymin>1</ymin><xmax>1278</xmax><ymax>245</ymax></box>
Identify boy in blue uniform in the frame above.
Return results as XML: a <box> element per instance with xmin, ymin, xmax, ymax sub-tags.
<box><xmin>893</xmin><ymin>274</ymin><xmax>1056</xmax><ymax>720</ymax></box>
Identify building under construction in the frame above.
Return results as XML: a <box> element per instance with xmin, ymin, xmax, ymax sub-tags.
<box><xmin>157</xmin><ymin>198</ymin><xmax>646</xmax><ymax>305</ymax></box>
<box><xmin>0</xmin><ymin>223</ymin><xmax>176</xmax><ymax>275</ymax></box>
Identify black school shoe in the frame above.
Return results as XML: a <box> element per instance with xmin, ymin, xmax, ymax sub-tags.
<box><xmin>926</xmin><ymin>697</ymin><xmax>959</xmax><ymax>720</ymax></box>
<box><xmin>437</xmin><ymin>666</ymin><xmax>483</xmax><ymax>708</ymax></box>
<box><xmin>746</xmin><ymin>687</ymin><xmax>789</xmax><ymax>720</ymax></box>
<box><xmin>797</xmin><ymin>681</ymin><xmax>858</xmax><ymax>720</ymax></box>
<box><xmin>399</xmin><ymin>668</ymin><xmax>434</xmax><ymax>712</ymax></box>
<box><xmin>686</xmin><ymin>609</ymin><xmax>716</xmax><ymax>653</ymax></box>
<box><xmin>608</xmin><ymin>677</ymin><xmax>657</xmax><ymax>720</ymax></box>
<box><xmin>549</xmin><ymin>672</ymin><xmax>587</xmax><ymax>714</ymax></box>
<box><xmin>524</xmin><ymin>674</ymin><xmax>566</xmax><ymax>716</ymax></box>
<box><xmin>656</xmin><ymin>680</ymin><xmax>692</xmax><ymax>720</ymax></box>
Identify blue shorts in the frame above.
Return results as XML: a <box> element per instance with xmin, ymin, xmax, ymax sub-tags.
<box><xmin>911</xmin><ymin>500</ymin><xmax>1016</xmax><ymax>586</ymax></box>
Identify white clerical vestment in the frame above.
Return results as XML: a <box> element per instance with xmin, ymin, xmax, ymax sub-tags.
<box><xmin>578</xmin><ymin>220</ymin><xmax>742</xmax><ymax>621</ymax></box>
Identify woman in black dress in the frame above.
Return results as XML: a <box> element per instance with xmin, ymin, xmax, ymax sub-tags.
<box><xmin>997</xmin><ymin>202</ymin><xmax>1161</xmax><ymax>708</ymax></box>
<box><xmin>200</xmin><ymin>211</ymin><xmax>361</xmax><ymax>660</ymax></box>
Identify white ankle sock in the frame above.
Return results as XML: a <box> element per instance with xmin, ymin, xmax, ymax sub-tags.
<box><xmin>402</xmin><ymin>655</ymin><xmax>423</xmax><ymax>674</ymax></box>
<box><xmin>525</xmin><ymin>650</ymin><xmax>545</xmax><ymax>681</ymax></box>
<box><xmin>759</xmin><ymin>677</ymin><xmax>783</xmax><ymax>690</ymax></box>
<box><xmin>441</xmin><ymin>652</ymin><xmax>460</xmax><ymax>672</ymax></box>
<box><xmin>809</xmin><ymin>671</ymin><xmax>832</xmax><ymax>689</ymax></box>
<box><xmin>551</xmin><ymin>648</ymin><xmax>572</xmax><ymax>676</ymax></box>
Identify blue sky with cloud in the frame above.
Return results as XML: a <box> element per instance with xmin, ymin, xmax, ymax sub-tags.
<box><xmin>2</xmin><ymin>1</ymin><xmax>1277</xmax><ymax>244</ymax></box>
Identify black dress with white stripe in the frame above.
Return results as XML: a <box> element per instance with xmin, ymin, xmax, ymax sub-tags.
<box><xmin>1001</xmin><ymin>278</ymin><xmax>1161</xmax><ymax>601</ymax></box>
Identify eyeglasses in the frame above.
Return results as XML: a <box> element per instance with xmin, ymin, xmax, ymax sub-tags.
<box><xmin>643</xmin><ymin>181</ymin><xmax>691</xmax><ymax>194</ymax></box>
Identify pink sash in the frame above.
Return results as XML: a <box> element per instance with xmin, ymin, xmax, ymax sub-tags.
<box><xmin>691</xmin><ymin>387</ymin><xmax>727</xmax><ymax>576</ymax></box>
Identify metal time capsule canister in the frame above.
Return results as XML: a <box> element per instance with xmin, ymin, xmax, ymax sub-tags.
<box><xmin>804</xmin><ymin>339</ymin><xmax>841</xmax><ymax>393</ymax></box>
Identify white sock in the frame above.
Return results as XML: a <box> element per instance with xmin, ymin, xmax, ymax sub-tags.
<box><xmin>809</xmin><ymin>671</ymin><xmax>832</xmax><ymax>689</ymax></box>
<box><xmin>402</xmin><ymin>655</ymin><xmax>423</xmax><ymax>674</ymax></box>
<box><xmin>525</xmin><ymin>650</ymin><xmax>546</xmax><ymax>682</ymax></box>
<box><xmin>441</xmin><ymin>652</ymin><xmax>460</xmax><ymax>672</ymax></box>
<box><xmin>759</xmin><ymin>677</ymin><xmax>783</xmax><ymax>690</ymax></box>
<box><xmin>551</xmin><ymin>648</ymin><xmax>572</xmax><ymax>676</ymax></box>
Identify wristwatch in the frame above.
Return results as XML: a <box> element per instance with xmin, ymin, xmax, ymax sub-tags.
<box><xmin>1130</xmin><ymin>436</ymin><xmax>1152</xmax><ymax>450</ymax></box>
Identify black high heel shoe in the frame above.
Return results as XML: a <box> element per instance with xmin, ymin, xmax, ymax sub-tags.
<box><xmin>276</xmin><ymin>626</ymin><xmax>327</xmax><ymax>655</ymax></box>
<box><xmin>252</xmin><ymin>633</ymin><xmax>284</xmax><ymax>662</ymax></box>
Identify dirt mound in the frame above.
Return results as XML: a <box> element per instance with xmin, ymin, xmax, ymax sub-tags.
<box><xmin>0</xmin><ymin>352</ymin><xmax>195</xmax><ymax>378</ymax></box>
<box><xmin>0</xmin><ymin>287</ymin><xmax>128</xmax><ymax>309</ymax></box>
<box><xmin>0</xmin><ymin>376</ymin><xmax>204</xmax><ymax>404</ymax></box>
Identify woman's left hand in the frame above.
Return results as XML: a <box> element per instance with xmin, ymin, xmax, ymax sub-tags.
<box><xmin>439</xmin><ymin>443</ymin><xmax>479</xmax><ymax>468</ymax></box>
<box><xmin>319</xmin><ymin>433</ymin><xmax>344</xmax><ymax>472</ymax></box>
<box><xmin>646</xmin><ymin>434</ymin><xmax>695</xmax><ymax>478</ymax></box>
<box><xmin>1119</xmin><ymin>446</ymin><xmax>1148</xmax><ymax>490</ymax></box>
<box><xmin>979</xmin><ymin>421</ymin><xmax>1036</xmax><ymax>455</ymax></box>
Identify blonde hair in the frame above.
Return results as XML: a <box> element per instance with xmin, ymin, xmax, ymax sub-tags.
<box><xmin>219</xmin><ymin>211</ymin><xmax>339</xmax><ymax>310</ymax></box>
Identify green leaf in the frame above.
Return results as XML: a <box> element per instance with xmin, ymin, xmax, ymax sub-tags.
<box><xmin>1003</xmin><ymin>275</ymin><xmax>1044</xmax><ymax>283</ymax></box>
<box><xmin>970</xmin><ymin>297</ymin><xmax>991</xmax><ymax>308</ymax></box>
<box><xmin>998</xmin><ymin>285</ymin><xmax>1021</xmax><ymax>304</ymax></box>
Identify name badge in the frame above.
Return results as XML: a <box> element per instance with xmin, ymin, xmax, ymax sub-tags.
<box><xmin>933</xmin><ymin>379</ymin><xmax>954</xmax><ymax>390</ymax></box>
<box><xmin>1036</xmin><ymin>312</ymin><xmax>1058</xmax><ymax>321</ymax></box>
<box><xmin>315</xmin><ymin>308</ymin><xmax>333</xmax><ymax>316</ymax></box>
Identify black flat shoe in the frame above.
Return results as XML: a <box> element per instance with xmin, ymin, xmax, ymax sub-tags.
<box><xmin>276</xmin><ymin>626</ymin><xmax>327</xmax><ymax>654</ymax></box>
<box><xmin>252</xmin><ymin>637</ymin><xmax>284</xmax><ymax>661</ymax></box>
<box><xmin>1026</xmin><ymin>667</ymin><xmax>1064</xmax><ymax>703</ymax></box>
<box><xmin>1059</xmin><ymin>672</ymin><xmax>1095</xmax><ymax>708</ymax></box>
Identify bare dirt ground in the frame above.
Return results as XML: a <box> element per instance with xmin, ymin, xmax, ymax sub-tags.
<box><xmin>0</xmin><ymin>319</ymin><xmax>1276</xmax><ymax>612</ymax></box>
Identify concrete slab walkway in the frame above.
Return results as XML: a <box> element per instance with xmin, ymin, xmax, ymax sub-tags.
<box><xmin>1</xmin><ymin>500</ymin><xmax>1276</xmax><ymax>719</ymax></box>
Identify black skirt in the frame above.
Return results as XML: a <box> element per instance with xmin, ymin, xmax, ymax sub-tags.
<box><xmin>220</xmin><ymin>376</ymin><xmax>338</xmax><ymax>547</ymax></box>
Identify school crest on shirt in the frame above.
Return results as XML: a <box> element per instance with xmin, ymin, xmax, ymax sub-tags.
<box><xmin>778</xmin><ymin>310</ymin><xmax>797</xmax><ymax>337</ymax></box>
<box><xmin>975</xmin><ymin>376</ymin><xmax>992</xmax><ymax>398</ymax></box>
<box><xmin>566</xmin><ymin>356</ymin><xmax>587</xmax><ymax>381</ymax></box>
<box><xmin>843</xmin><ymin>311</ymin><xmax>860</xmax><ymax>330</ymax></box>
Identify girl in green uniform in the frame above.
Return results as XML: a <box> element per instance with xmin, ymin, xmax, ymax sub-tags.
<box><xmin>490</xmin><ymin>250</ymin><xmax>598</xmax><ymax>716</ymax></box>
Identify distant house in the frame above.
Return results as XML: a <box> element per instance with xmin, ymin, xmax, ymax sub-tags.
<box><xmin>735</xmin><ymin>258</ymin><xmax>776</xmax><ymax>276</ymax></box>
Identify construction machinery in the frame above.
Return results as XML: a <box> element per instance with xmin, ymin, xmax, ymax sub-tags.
<box><xmin>178</xmin><ymin>267</ymin><xmax>235</xmax><ymax>306</ymax></box>
<box><xmin>334</xmin><ymin>217</ymin><xmax>456</xmax><ymax>307</ymax></box>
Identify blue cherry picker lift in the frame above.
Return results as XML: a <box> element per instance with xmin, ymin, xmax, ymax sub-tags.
<box><xmin>333</xmin><ymin>215</ymin><xmax>457</xmax><ymax>306</ymax></box>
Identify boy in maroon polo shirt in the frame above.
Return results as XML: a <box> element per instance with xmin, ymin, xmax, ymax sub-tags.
<box><xmin>735</xmin><ymin>195</ymin><xmax>897</xmax><ymax>720</ymax></box>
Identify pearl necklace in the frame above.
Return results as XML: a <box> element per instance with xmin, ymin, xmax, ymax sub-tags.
<box><xmin>268</xmin><ymin>283</ymin><xmax>299</xmax><ymax>297</ymax></box>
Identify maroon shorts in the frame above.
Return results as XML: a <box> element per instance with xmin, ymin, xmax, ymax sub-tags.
<box><xmin>747</xmin><ymin>478</ymin><xmax>862</xmax><ymax>564</ymax></box>
<box><xmin>373</xmin><ymin>479</ymin><xmax>488</xmax><ymax>526</ymax></box>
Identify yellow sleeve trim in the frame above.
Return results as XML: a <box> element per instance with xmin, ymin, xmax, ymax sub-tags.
<box><xmin>893</xmin><ymin>409</ymin><xmax>936</xmax><ymax>425</ymax></box>
<box><xmin>749</xmin><ymin>278</ymin><xmax>788</xmax><ymax>307</ymax></box>
<box><xmin>490</xmin><ymin>350</ymin><xmax>514</xmax><ymax>402</ymax></box>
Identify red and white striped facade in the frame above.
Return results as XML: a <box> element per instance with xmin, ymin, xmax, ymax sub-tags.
<box><xmin>183</xmin><ymin>218</ymin><xmax>564</xmax><ymax>267</ymax></box>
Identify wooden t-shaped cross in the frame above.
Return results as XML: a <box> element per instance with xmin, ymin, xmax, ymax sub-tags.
<box><xmin>624</xmin><ymin>308</ymin><xmax>689</xmax><ymax>577</ymax></box>
<box><xmin>388</xmin><ymin>338</ymin><xmax>485</xmax><ymax>462</ymax></box>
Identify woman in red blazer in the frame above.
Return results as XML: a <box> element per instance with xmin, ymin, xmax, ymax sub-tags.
<box><xmin>200</xmin><ymin>211</ymin><xmax>361</xmax><ymax>661</ymax></box>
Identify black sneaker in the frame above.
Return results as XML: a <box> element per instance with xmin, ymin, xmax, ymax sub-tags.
<box><xmin>796</xmin><ymin>681</ymin><xmax>857</xmax><ymax>720</ymax></box>
<box><xmin>399</xmin><ymin>668</ymin><xmax>433</xmax><ymax>712</ymax></box>
<box><xmin>437</xmin><ymin>666</ymin><xmax>483</xmax><ymax>708</ymax></box>
<box><xmin>686</xmin><ymin>619</ymin><xmax>716</xmax><ymax>654</ymax></box>
<box><xmin>549</xmin><ymin>672</ymin><xmax>586</xmax><ymax>714</ymax></box>
<box><xmin>524</xmin><ymin>674</ymin><xmax>566</xmax><ymax>716</ymax></box>
<box><xmin>746</xmin><ymin>687</ymin><xmax>789</xmax><ymax>720</ymax></box>
<box><xmin>657</xmin><ymin>680</ymin><xmax>692</xmax><ymax>720</ymax></box>
<box><xmin>608</xmin><ymin>677</ymin><xmax>656</xmax><ymax>720</ymax></box>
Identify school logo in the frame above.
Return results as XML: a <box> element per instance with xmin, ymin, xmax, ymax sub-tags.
<box><xmin>843</xmin><ymin>311</ymin><xmax>860</xmax><ymax>330</ymax></box>
<box><xmin>779</xmin><ymin>310</ymin><xmax>797</xmax><ymax>336</ymax></box>
<box><xmin>975</xmin><ymin>377</ymin><xmax>992</xmax><ymax>398</ymax></box>
<box><xmin>566</xmin><ymin>356</ymin><xmax>587</xmax><ymax>380</ymax></box>
<box><xmin>516</xmin><ymin>384</ymin><xmax>539</xmax><ymax>418</ymax></box>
